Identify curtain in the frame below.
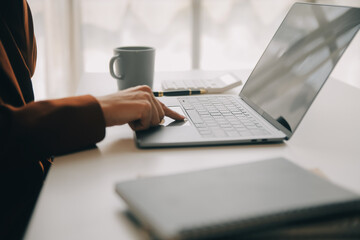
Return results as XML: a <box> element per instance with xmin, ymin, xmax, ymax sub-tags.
<box><xmin>29</xmin><ymin>0</ymin><xmax>80</xmax><ymax>99</ymax></box>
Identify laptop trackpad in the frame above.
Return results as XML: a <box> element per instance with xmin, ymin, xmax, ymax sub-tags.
<box><xmin>162</xmin><ymin>107</ymin><xmax>190</xmax><ymax>127</ymax></box>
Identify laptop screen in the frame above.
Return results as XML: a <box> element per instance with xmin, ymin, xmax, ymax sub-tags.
<box><xmin>240</xmin><ymin>3</ymin><xmax>360</xmax><ymax>135</ymax></box>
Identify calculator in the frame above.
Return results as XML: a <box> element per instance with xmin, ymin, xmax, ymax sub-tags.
<box><xmin>161</xmin><ymin>73</ymin><xmax>243</xmax><ymax>93</ymax></box>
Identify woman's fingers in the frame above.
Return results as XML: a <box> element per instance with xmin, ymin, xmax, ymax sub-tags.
<box><xmin>160</xmin><ymin>102</ymin><xmax>185</xmax><ymax>121</ymax></box>
<box><xmin>96</xmin><ymin>85</ymin><xmax>184</xmax><ymax>130</ymax></box>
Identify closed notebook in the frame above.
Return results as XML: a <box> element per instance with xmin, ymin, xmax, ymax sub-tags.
<box><xmin>115</xmin><ymin>158</ymin><xmax>360</xmax><ymax>240</ymax></box>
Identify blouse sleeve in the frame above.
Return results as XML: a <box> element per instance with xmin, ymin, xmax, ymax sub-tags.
<box><xmin>1</xmin><ymin>0</ymin><xmax>106</xmax><ymax>166</ymax></box>
<box><xmin>0</xmin><ymin>95</ymin><xmax>106</xmax><ymax>167</ymax></box>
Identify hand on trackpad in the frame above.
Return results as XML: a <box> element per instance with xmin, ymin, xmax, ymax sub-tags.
<box><xmin>161</xmin><ymin>107</ymin><xmax>190</xmax><ymax>127</ymax></box>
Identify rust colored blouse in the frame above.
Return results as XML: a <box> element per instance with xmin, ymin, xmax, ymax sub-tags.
<box><xmin>0</xmin><ymin>1</ymin><xmax>106</xmax><ymax>238</ymax></box>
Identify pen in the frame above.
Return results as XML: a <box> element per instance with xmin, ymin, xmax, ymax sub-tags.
<box><xmin>153</xmin><ymin>89</ymin><xmax>207</xmax><ymax>97</ymax></box>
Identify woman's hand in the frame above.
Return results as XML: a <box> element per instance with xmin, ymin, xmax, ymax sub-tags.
<box><xmin>96</xmin><ymin>85</ymin><xmax>185</xmax><ymax>131</ymax></box>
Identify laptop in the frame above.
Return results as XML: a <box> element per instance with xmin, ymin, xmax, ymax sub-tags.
<box><xmin>136</xmin><ymin>3</ymin><xmax>360</xmax><ymax>148</ymax></box>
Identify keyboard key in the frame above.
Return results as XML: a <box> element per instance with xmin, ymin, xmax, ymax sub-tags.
<box><xmin>226</xmin><ymin>131</ymin><xmax>240</xmax><ymax>137</ymax></box>
<box><xmin>213</xmin><ymin>129</ymin><xmax>227</xmax><ymax>137</ymax></box>
<box><xmin>186</xmin><ymin>110</ymin><xmax>203</xmax><ymax>124</ymax></box>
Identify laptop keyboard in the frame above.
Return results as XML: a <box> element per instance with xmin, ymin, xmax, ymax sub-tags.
<box><xmin>179</xmin><ymin>96</ymin><xmax>270</xmax><ymax>138</ymax></box>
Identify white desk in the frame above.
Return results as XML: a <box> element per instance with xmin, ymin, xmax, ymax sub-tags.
<box><xmin>25</xmin><ymin>71</ymin><xmax>360</xmax><ymax>240</ymax></box>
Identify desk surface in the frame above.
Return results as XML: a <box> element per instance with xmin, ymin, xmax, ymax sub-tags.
<box><xmin>25</xmin><ymin>70</ymin><xmax>360</xmax><ymax>240</ymax></box>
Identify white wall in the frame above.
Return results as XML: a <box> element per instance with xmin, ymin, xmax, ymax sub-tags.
<box><xmin>28</xmin><ymin>0</ymin><xmax>360</xmax><ymax>100</ymax></box>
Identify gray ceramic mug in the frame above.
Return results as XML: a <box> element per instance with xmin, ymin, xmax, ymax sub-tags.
<box><xmin>109</xmin><ymin>46</ymin><xmax>155</xmax><ymax>90</ymax></box>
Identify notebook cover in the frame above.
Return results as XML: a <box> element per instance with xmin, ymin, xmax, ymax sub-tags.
<box><xmin>115</xmin><ymin>158</ymin><xmax>360</xmax><ymax>240</ymax></box>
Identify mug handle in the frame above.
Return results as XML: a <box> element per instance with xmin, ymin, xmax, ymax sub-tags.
<box><xmin>109</xmin><ymin>55</ymin><xmax>123</xmax><ymax>80</ymax></box>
